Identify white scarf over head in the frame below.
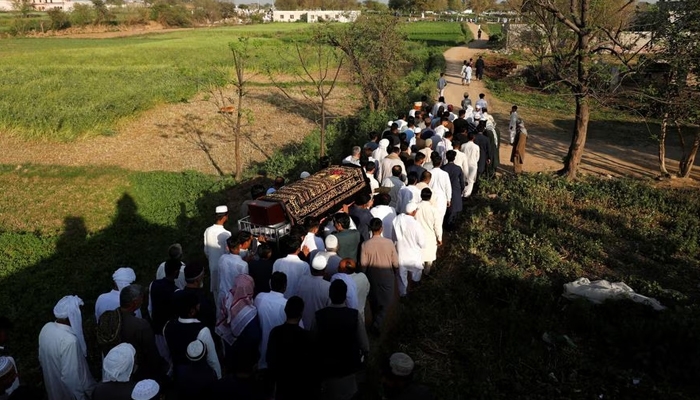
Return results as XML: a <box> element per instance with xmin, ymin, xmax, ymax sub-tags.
<box><xmin>112</xmin><ymin>267</ymin><xmax>136</xmax><ymax>291</ymax></box>
<box><xmin>53</xmin><ymin>295</ymin><xmax>87</xmax><ymax>357</ymax></box>
<box><xmin>102</xmin><ymin>343</ymin><xmax>136</xmax><ymax>382</ymax></box>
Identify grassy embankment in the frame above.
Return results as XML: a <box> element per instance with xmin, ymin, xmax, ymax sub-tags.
<box><xmin>389</xmin><ymin>174</ymin><xmax>700</xmax><ymax>399</ymax></box>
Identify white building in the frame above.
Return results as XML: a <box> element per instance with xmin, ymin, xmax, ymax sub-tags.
<box><xmin>272</xmin><ymin>10</ymin><xmax>360</xmax><ymax>23</ymax></box>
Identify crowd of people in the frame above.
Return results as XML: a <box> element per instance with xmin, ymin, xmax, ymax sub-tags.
<box><xmin>0</xmin><ymin>93</ymin><xmax>530</xmax><ymax>400</ymax></box>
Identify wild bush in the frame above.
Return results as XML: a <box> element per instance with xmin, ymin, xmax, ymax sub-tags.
<box><xmin>47</xmin><ymin>9</ymin><xmax>71</xmax><ymax>31</ymax></box>
<box><xmin>70</xmin><ymin>3</ymin><xmax>94</xmax><ymax>26</ymax></box>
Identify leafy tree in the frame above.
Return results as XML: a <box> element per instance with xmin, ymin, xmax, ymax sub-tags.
<box><xmin>10</xmin><ymin>0</ymin><xmax>32</xmax><ymax>18</ymax></box>
<box><xmin>91</xmin><ymin>0</ymin><xmax>114</xmax><ymax>25</ymax></box>
<box><xmin>645</xmin><ymin>0</ymin><xmax>700</xmax><ymax>178</ymax></box>
<box><xmin>447</xmin><ymin>0</ymin><xmax>462</xmax><ymax>11</ymax></box>
<box><xmin>388</xmin><ymin>0</ymin><xmax>409</xmax><ymax>10</ymax></box>
<box><xmin>363</xmin><ymin>0</ymin><xmax>389</xmax><ymax>11</ymax></box>
<box><xmin>469</xmin><ymin>0</ymin><xmax>495</xmax><ymax>14</ymax></box>
<box><xmin>71</xmin><ymin>3</ymin><xmax>95</xmax><ymax>26</ymax></box>
<box><xmin>325</xmin><ymin>15</ymin><xmax>406</xmax><ymax>111</ymax></box>
<box><xmin>47</xmin><ymin>9</ymin><xmax>71</xmax><ymax>30</ymax></box>
<box><xmin>511</xmin><ymin>0</ymin><xmax>644</xmax><ymax>179</ymax></box>
<box><xmin>274</xmin><ymin>0</ymin><xmax>300</xmax><ymax>10</ymax></box>
<box><xmin>192</xmin><ymin>0</ymin><xmax>222</xmax><ymax>23</ymax></box>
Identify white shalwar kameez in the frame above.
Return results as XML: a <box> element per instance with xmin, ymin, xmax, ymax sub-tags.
<box><xmin>203</xmin><ymin>223</ymin><xmax>231</xmax><ymax>307</ymax></box>
<box><xmin>392</xmin><ymin>214</ymin><xmax>426</xmax><ymax>297</ymax></box>
<box><xmin>217</xmin><ymin>253</ymin><xmax>249</xmax><ymax>308</ymax></box>
<box><xmin>415</xmin><ymin>200</ymin><xmax>443</xmax><ymax>264</ymax></box>
<box><xmin>428</xmin><ymin>167</ymin><xmax>451</xmax><ymax>222</ymax></box>
<box><xmin>272</xmin><ymin>255</ymin><xmax>310</xmax><ymax>299</ymax></box>
<box><xmin>370</xmin><ymin>205</ymin><xmax>397</xmax><ymax>239</ymax></box>
<box><xmin>461</xmin><ymin>141</ymin><xmax>480</xmax><ymax>197</ymax></box>
<box><xmin>39</xmin><ymin>322</ymin><xmax>96</xmax><ymax>400</ymax></box>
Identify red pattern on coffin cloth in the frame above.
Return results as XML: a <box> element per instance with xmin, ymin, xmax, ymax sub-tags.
<box><xmin>264</xmin><ymin>166</ymin><xmax>368</xmax><ymax>225</ymax></box>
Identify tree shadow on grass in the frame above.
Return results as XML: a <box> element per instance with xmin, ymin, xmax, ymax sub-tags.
<box><xmin>0</xmin><ymin>181</ymin><xmax>238</xmax><ymax>389</ymax></box>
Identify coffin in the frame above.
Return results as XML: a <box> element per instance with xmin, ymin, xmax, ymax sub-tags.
<box><xmin>263</xmin><ymin>165</ymin><xmax>370</xmax><ymax>225</ymax></box>
<box><xmin>248</xmin><ymin>200</ymin><xmax>287</xmax><ymax>226</ymax></box>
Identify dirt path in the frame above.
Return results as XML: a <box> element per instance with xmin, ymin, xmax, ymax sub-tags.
<box><xmin>443</xmin><ymin>23</ymin><xmax>700</xmax><ymax>183</ymax></box>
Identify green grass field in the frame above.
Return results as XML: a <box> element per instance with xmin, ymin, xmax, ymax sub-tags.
<box><xmin>391</xmin><ymin>174</ymin><xmax>700</xmax><ymax>399</ymax></box>
<box><xmin>0</xmin><ymin>24</ymin><xmax>312</xmax><ymax>140</ymax></box>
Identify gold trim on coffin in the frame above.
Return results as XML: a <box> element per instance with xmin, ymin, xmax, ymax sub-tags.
<box><xmin>264</xmin><ymin>166</ymin><xmax>367</xmax><ymax>224</ymax></box>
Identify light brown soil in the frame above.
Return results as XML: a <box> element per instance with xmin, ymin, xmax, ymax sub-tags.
<box><xmin>0</xmin><ymin>85</ymin><xmax>361</xmax><ymax>176</ymax></box>
<box><xmin>443</xmin><ymin>23</ymin><xmax>700</xmax><ymax>185</ymax></box>
<box><xmin>30</xmin><ymin>22</ymin><xmax>193</xmax><ymax>39</ymax></box>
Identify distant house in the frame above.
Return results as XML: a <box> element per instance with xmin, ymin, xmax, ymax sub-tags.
<box><xmin>27</xmin><ymin>0</ymin><xmax>87</xmax><ymax>11</ymax></box>
<box><xmin>272</xmin><ymin>10</ymin><xmax>360</xmax><ymax>23</ymax></box>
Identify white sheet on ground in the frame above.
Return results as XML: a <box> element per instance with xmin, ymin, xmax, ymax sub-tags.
<box><xmin>563</xmin><ymin>278</ymin><xmax>665</xmax><ymax>311</ymax></box>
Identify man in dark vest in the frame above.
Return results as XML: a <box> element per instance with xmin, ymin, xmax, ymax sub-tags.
<box><xmin>149</xmin><ymin>259</ymin><xmax>179</xmax><ymax>364</ymax></box>
<box><xmin>314</xmin><ymin>280</ymin><xmax>369</xmax><ymax>400</ymax></box>
<box><xmin>119</xmin><ymin>285</ymin><xmax>166</xmax><ymax>383</ymax></box>
<box><xmin>165</xmin><ymin>290</ymin><xmax>222</xmax><ymax>380</ymax></box>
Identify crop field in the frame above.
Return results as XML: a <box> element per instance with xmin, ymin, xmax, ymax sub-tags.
<box><xmin>0</xmin><ymin>23</ymin><xmax>313</xmax><ymax>140</ymax></box>
<box><xmin>402</xmin><ymin>20</ymin><xmax>471</xmax><ymax>45</ymax></box>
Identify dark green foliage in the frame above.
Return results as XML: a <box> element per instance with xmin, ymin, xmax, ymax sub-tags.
<box><xmin>150</xmin><ymin>1</ymin><xmax>192</xmax><ymax>27</ymax></box>
<box><xmin>47</xmin><ymin>9</ymin><xmax>71</xmax><ymax>31</ymax></box>
<box><xmin>389</xmin><ymin>174</ymin><xmax>700</xmax><ymax>399</ymax></box>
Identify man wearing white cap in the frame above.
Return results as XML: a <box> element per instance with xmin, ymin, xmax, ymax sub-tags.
<box><xmin>300</xmin><ymin>171</ymin><xmax>311</xmax><ymax>179</ymax></box>
<box><xmin>131</xmin><ymin>379</ymin><xmax>159</xmax><ymax>400</ymax></box>
<box><xmin>392</xmin><ymin>203</ymin><xmax>426</xmax><ymax>297</ymax></box>
<box><xmin>39</xmin><ymin>296</ymin><xmax>96</xmax><ymax>400</ymax></box>
<box><xmin>93</xmin><ymin>343</ymin><xmax>137</xmax><ymax>400</ymax></box>
<box><xmin>383</xmin><ymin>353</ymin><xmax>434</xmax><ymax>399</ymax></box>
<box><xmin>315</xmin><ymin>235</ymin><xmax>342</xmax><ymax>277</ymax></box>
<box><xmin>296</xmin><ymin>254</ymin><xmax>331</xmax><ymax>329</ymax></box>
<box><xmin>96</xmin><ymin>267</ymin><xmax>141</xmax><ymax>322</ymax></box>
<box><xmin>203</xmin><ymin>205</ymin><xmax>231</xmax><ymax>309</ymax></box>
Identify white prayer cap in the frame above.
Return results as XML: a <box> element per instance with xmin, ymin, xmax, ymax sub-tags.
<box><xmin>132</xmin><ymin>379</ymin><xmax>160</xmax><ymax>400</ymax></box>
<box><xmin>311</xmin><ymin>255</ymin><xmax>328</xmax><ymax>271</ymax></box>
<box><xmin>387</xmin><ymin>121</ymin><xmax>393</xmax><ymax>127</ymax></box>
<box><xmin>0</xmin><ymin>357</ymin><xmax>14</xmax><ymax>378</ymax></box>
<box><xmin>300</xmin><ymin>171</ymin><xmax>311</xmax><ymax>179</ymax></box>
<box><xmin>325</xmin><ymin>235</ymin><xmax>338</xmax><ymax>250</ymax></box>
<box><xmin>425</xmin><ymin>138</ymin><xmax>433</xmax><ymax>147</ymax></box>
<box><xmin>103</xmin><ymin>343</ymin><xmax>136</xmax><ymax>383</ymax></box>
<box><xmin>405</xmin><ymin>203</ymin><xmax>418</xmax><ymax>214</ymax></box>
<box><xmin>112</xmin><ymin>267</ymin><xmax>136</xmax><ymax>291</ymax></box>
<box><xmin>187</xmin><ymin>340</ymin><xmax>206</xmax><ymax>362</ymax></box>
<box><xmin>414</xmin><ymin>127</ymin><xmax>422</xmax><ymax>133</ymax></box>
<box><xmin>53</xmin><ymin>295</ymin><xmax>87</xmax><ymax>357</ymax></box>
<box><xmin>379</xmin><ymin>139</ymin><xmax>390</xmax><ymax>147</ymax></box>
<box><xmin>215</xmin><ymin>205</ymin><xmax>228</xmax><ymax>214</ymax></box>
<box><xmin>389</xmin><ymin>352</ymin><xmax>415</xmax><ymax>377</ymax></box>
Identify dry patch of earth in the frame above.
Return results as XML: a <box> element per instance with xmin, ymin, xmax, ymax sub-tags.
<box><xmin>0</xmin><ymin>85</ymin><xmax>362</xmax><ymax>176</ymax></box>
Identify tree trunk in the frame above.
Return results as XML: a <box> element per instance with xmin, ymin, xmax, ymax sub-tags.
<box><xmin>320</xmin><ymin>98</ymin><xmax>326</xmax><ymax>158</ymax></box>
<box><xmin>235</xmin><ymin>89</ymin><xmax>243</xmax><ymax>181</ymax></box>
<box><xmin>659</xmin><ymin>112</ymin><xmax>670</xmax><ymax>176</ymax></box>
<box><xmin>678</xmin><ymin>128</ymin><xmax>700</xmax><ymax>178</ymax></box>
<box><xmin>559</xmin><ymin>93</ymin><xmax>590</xmax><ymax>180</ymax></box>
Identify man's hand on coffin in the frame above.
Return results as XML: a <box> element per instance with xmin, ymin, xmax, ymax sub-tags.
<box><xmin>341</xmin><ymin>202</ymin><xmax>354</xmax><ymax>214</ymax></box>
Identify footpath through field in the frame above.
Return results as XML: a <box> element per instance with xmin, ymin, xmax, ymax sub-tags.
<box><xmin>443</xmin><ymin>23</ymin><xmax>699</xmax><ymax>182</ymax></box>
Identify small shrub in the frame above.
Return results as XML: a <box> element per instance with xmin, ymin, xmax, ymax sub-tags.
<box><xmin>121</xmin><ymin>5</ymin><xmax>149</xmax><ymax>26</ymax></box>
<box><xmin>150</xmin><ymin>1</ymin><xmax>192</xmax><ymax>28</ymax></box>
<box><xmin>47</xmin><ymin>9</ymin><xmax>71</xmax><ymax>31</ymax></box>
<box><xmin>70</xmin><ymin>3</ymin><xmax>95</xmax><ymax>27</ymax></box>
